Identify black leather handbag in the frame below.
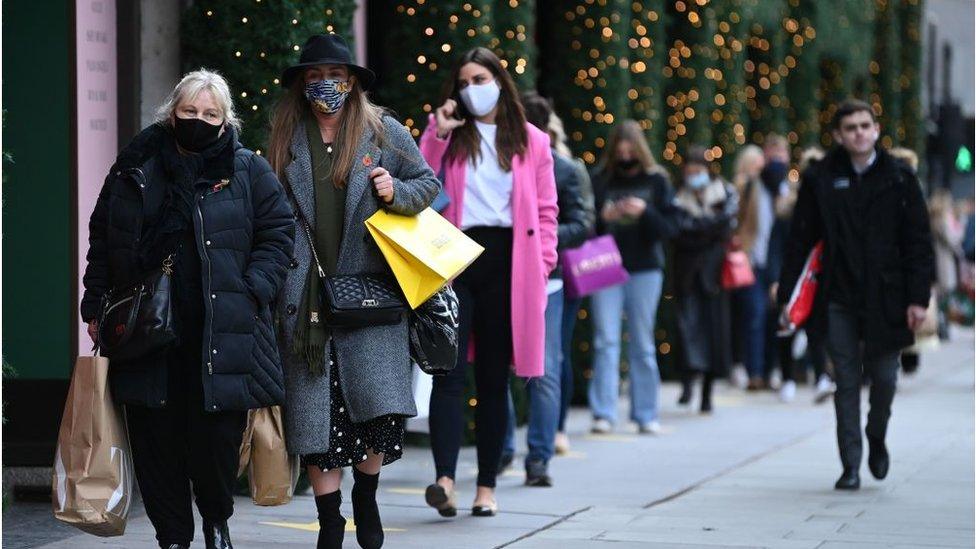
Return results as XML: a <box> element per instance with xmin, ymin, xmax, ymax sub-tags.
<box><xmin>409</xmin><ymin>285</ymin><xmax>460</xmax><ymax>375</ymax></box>
<box><xmin>97</xmin><ymin>255</ymin><xmax>178</xmax><ymax>362</ymax></box>
<box><xmin>283</xmin><ymin>179</ymin><xmax>408</xmax><ymax>328</ymax></box>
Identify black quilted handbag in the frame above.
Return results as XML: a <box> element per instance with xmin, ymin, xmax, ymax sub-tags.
<box><xmin>322</xmin><ymin>273</ymin><xmax>407</xmax><ymax>328</ymax></box>
<box><xmin>282</xmin><ymin>176</ymin><xmax>408</xmax><ymax>328</ymax></box>
<box><xmin>97</xmin><ymin>255</ymin><xmax>178</xmax><ymax>362</ymax></box>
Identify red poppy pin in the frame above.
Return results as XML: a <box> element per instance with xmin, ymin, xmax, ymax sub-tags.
<box><xmin>362</xmin><ymin>153</ymin><xmax>373</xmax><ymax>167</ymax></box>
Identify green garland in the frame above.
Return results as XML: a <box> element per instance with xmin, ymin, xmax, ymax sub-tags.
<box><xmin>182</xmin><ymin>0</ymin><xmax>357</xmax><ymax>151</ymax></box>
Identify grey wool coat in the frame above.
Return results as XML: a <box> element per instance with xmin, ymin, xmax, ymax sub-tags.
<box><xmin>278</xmin><ymin>114</ymin><xmax>440</xmax><ymax>455</ymax></box>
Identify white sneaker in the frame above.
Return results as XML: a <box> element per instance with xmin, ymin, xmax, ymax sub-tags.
<box><xmin>779</xmin><ymin>380</ymin><xmax>796</xmax><ymax>403</ymax></box>
<box><xmin>814</xmin><ymin>375</ymin><xmax>835</xmax><ymax>404</ymax></box>
<box><xmin>729</xmin><ymin>364</ymin><xmax>749</xmax><ymax>389</ymax></box>
<box><xmin>554</xmin><ymin>432</ymin><xmax>571</xmax><ymax>455</ymax></box>
<box><xmin>638</xmin><ymin>421</ymin><xmax>663</xmax><ymax>435</ymax></box>
<box><xmin>591</xmin><ymin>418</ymin><xmax>613</xmax><ymax>434</ymax></box>
<box><xmin>769</xmin><ymin>369</ymin><xmax>783</xmax><ymax>390</ymax></box>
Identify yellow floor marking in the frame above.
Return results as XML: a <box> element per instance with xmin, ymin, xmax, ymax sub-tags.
<box><xmin>260</xmin><ymin>519</ymin><xmax>405</xmax><ymax>533</ymax></box>
<box><xmin>387</xmin><ymin>487</ymin><xmax>426</xmax><ymax>495</ymax></box>
<box><xmin>584</xmin><ymin>433</ymin><xmax>637</xmax><ymax>442</ymax></box>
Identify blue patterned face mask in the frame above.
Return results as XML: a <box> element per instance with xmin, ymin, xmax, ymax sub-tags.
<box><xmin>304</xmin><ymin>79</ymin><xmax>351</xmax><ymax>114</ymax></box>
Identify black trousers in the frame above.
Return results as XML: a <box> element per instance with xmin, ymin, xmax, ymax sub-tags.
<box><xmin>826</xmin><ymin>303</ymin><xmax>899</xmax><ymax>470</ymax></box>
<box><xmin>429</xmin><ymin>227</ymin><xmax>513</xmax><ymax>489</ymax></box>
<box><xmin>126</xmin><ymin>335</ymin><xmax>246</xmax><ymax>546</ymax></box>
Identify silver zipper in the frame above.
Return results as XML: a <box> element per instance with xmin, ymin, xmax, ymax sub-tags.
<box><xmin>104</xmin><ymin>292</ymin><xmax>138</xmax><ymax>315</ymax></box>
<box><xmin>197</xmin><ymin>196</ymin><xmax>215</xmax><ymax>377</ymax></box>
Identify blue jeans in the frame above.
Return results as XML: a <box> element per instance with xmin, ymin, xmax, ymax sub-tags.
<box><xmin>503</xmin><ymin>289</ymin><xmax>564</xmax><ymax>464</ymax></box>
<box><xmin>558</xmin><ymin>297</ymin><xmax>583</xmax><ymax>432</ymax></box>
<box><xmin>587</xmin><ymin>270</ymin><xmax>664</xmax><ymax>425</ymax></box>
<box><xmin>733</xmin><ymin>267</ymin><xmax>768</xmax><ymax>379</ymax></box>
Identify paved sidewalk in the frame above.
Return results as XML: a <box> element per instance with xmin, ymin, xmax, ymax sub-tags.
<box><xmin>6</xmin><ymin>329</ymin><xmax>973</xmax><ymax>548</ymax></box>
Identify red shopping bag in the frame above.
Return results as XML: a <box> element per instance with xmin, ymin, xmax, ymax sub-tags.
<box><xmin>782</xmin><ymin>241</ymin><xmax>824</xmax><ymax>331</ymax></box>
<box><xmin>721</xmin><ymin>249</ymin><xmax>756</xmax><ymax>290</ymax></box>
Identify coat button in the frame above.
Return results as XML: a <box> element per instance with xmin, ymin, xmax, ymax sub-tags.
<box><xmin>286</xmin><ymin>304</ymin><xmax>297</xmax><ymax>315</ymax></box>
<box><xmin>527</xmin><ymin>229</ymin><xmax>535</xmax><ymax>236</ymax></box>
<box><xmin>289</xmin><ymin>258</ymin><xmax>299</xmax><ymax>269</ymax></box>
<box><xmin>205</xmin><ymin>240</ymin><xmax>212</xmax><ymax>246</ymax></box>
<box><xmin>212</xmin><ymin>348</ymin><xmax>218</xmax><ymax>355</ymax></box>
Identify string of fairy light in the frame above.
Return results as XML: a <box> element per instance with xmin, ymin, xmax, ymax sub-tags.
<box><xmin>391</xmin><ymin>1</ymin><xmax>535</xmax><ymax>139</ymax></box>
<box><xmin>183</xmin><ymin>0</ymin><xmax>925</xmax><ymax>387</ymax></box>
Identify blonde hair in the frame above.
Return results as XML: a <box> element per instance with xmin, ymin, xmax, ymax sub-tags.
<box><xmin>764</xmin><ymin>132</ymin><xmax>789</xmax><ymax>150</ymax></box>
<box><xmin>889</xmin><ymin>146</ymin><xmax>919</xmax><ymax>171</ymax></box>
<box><xmin>267</xmin><ymin>71</ymin><xmax>386</xmax><ymax>188</ymax></box>
<box><xmin>548</xmin><ymin>111</ymin><xmax>573</xmax><ymax>158</ymax></box>
<box><xmin>733</xmin><ymin>144</ymin><xmax>764</xmax><ymax>191</ymax></box>
<box><xmin>798</xmin><ymin>146</ymin><xmax>826</xmax><ymax>172</ymax></box>
<box><xmin>154</xmin><ymin>69</ymin><xmax>241</xmax><ymax>129</ymax></box>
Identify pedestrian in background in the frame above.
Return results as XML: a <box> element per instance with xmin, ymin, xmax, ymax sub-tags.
<box><xmin>420</xmin><ymin>47</ymin><xmax>558</xmax><ymax>517</ymax></box>
<box><xmin>729</xmin><ymin>144</ymin><xmax>769</xmax><ymax>392</ymax></box>
<box><xmin>268</xmin><ymin>34</ymin><xmax>440</xmax><ymax>549</ymax></box>
<box><xmin>672</xmin><ymin>146</ymin><xmax>738</xmax><ymax>414</ymax></box>
<box><xmin>587</xmin><ymin>120</ymin><xmax>676</xmax><ymax>435</ymax></box>
<box><xmin>552</xmin><ymin>110</ymin><xmax>596</xmax><ymax>455</ymax></box>
<box><xmin>759</xmin><ymin>134</ymin><xmax>798</xmax><ymax>400</ymax></box>
<box><xmin>498</xmin><ymin>91</ymin><xmax>591</xmax><ymax>487</ymax></box>
<box><xmin>777</xmin><ymin>99</ymin><xmax>935</xmax><ymax>491</ymax></box>
<box><xmin>81</xmin><ymin>69</ymin><xmax>295</xmax><ymax>549</ymax></box>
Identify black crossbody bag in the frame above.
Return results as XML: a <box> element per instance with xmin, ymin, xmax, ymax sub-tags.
<box><xmin>282</xmin><ymin>180</ymin><xmax>407</xmax><ymax>328</ymax></box>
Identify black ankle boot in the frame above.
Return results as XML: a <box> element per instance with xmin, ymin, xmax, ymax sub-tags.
<box><xmin>201</xmin><ymin>520</ymin><xmax>233</xmax><ymax>549</ymax></box>
<box><xmin>160</xmin><ymin>544</ymin><xmax>189</xmax><ymax>549</ymax></box>
<box><xmin>352</xmin><ymin>468</ymin><xmax>384</xmax><ymax>548</ymax></box>
<box><xmin>315</xmin><ymin>491</ymin><xmax>346</xmax><ymax>549</ymax></box>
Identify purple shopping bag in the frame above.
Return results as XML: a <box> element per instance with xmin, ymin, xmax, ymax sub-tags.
<box><xmin>560</xmin><ymin>235</ymin><xmax>630</xmax><ymax>299</ymax></box>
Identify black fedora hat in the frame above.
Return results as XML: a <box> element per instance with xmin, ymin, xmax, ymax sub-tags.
<box><xmin>281</xmin><ymin>34</ymin><xmax>376</xmax><ymax>89</ymax></box>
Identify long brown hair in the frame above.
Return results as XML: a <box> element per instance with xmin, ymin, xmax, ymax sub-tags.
<box><xmin>443</xmin><ymin>47</ymin><xmax>527</xmax><ymax>172</ymax></box>
<box><xmin>267</xmin><ymin>71</ymin><xmax>386</xmax><ymax>188</ymax></box>
<box><xmin>599</xmin><ymin>119</ymin><xmax>666</xmax><ymax>178</ymax></box>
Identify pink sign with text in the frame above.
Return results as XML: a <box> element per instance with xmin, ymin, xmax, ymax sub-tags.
<box><xmin>76</xmin><ymin>0</ymin><xmax>117</xmax><ymax>354</ymax></box>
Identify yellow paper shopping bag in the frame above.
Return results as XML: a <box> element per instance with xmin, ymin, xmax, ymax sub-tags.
<box><xmin>366</xmin><ymin>208</ymin><xmax>484</xmax><ymax>308</ymax></box>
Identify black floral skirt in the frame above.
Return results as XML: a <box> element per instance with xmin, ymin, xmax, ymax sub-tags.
<box><xmin>301</xmin><ymin>352</ymin><xmax>405</xmax><ymax>471</ymax></box>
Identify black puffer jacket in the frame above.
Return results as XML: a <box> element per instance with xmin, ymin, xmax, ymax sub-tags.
<box><xmin>777</xmin><ymin>146</ymin><xmax>935</xmax><ymax>358</ymax></box>
<box><xmin>81</xmin><ymin>124</ymin><xmax>295</xmax><ymax>411</ymax></box>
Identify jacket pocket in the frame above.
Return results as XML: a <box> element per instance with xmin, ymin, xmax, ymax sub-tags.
<box><xmin>881</xmin><ymin>270</ymin><xmax>907</xmax><ymax>326</ymax></box>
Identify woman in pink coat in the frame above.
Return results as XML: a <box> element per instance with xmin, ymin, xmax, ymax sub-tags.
<box><xmin>419</xmin><ymin>47</ymin><xmax>558</xmax><ymax>517</ymax></box>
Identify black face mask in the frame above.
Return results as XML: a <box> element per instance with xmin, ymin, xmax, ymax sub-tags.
<box><xmin>173</xmin><ymin>116</ymin><xmax>223</xmax><ymax>153</ymax></box>
<box><xmin>616</xmin><ymin>158</ymin><xmax>640</xmax><ymax>172</ymax></box>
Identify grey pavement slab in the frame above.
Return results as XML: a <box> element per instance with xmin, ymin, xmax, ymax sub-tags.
<box><xmin>6</xmin><ymin>329</ymin><xmax>972</xmax><ymax>548</ymax></box>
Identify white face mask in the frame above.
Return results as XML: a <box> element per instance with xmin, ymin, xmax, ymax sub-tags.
<box><xmin>460</xmin><ymin>81</ymin><xmax>501</xmax><ymax>117</ymax></box>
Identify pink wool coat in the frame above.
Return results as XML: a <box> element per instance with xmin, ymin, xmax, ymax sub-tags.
<box><xmin>419</xmin><ymin>115</ymin><xmax>558</xmax><ymax>377</ymax></box>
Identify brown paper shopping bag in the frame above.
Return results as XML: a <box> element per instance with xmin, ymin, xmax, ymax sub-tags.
<box><xmin>52</xmin><ymin>354</ymin><xmax>134</xmax><ymax>536</ymax></box>
<box><xmin>244</xmin><ymin>406</ymin><xmax>298</xmax><ymax>506</ymax></box>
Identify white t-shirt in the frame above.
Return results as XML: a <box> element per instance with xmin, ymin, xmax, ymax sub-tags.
<box><xmin>461</xmin><ymin>121</ymin><xmax>514</xmax><ymax>230</ymax></box>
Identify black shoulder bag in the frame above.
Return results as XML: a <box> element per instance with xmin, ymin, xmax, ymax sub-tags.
<box><xmin>282</xmin><ymin>179</ymin><xmax>407</xmax><ymax>328</ymax></box>
<box><xmin>97</xmin><ymin>255</ymin><xmax>178</xmax><ymax>361</ymax></box>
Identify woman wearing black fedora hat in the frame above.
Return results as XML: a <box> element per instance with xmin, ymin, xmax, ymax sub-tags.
<box><xmin>268</xmin><ymin>34</ymin><xmax>440</xmax><ymax>549</ymax></box>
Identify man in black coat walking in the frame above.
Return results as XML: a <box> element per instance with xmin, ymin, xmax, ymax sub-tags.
<box><xmin>777</xmin><ymin>99</ymin><xmax>935</xmax><ymax>490</ymax></box>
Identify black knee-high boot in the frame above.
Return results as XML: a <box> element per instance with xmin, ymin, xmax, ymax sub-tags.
<box><xmin>352</xmin><ymin>468</ymin><xmax>383</xmax><ymax>548</ymax></box>
<box><xmin>315</xmin><ymin>491</ymin><xmax>345</xmax><ymax>549</ymax></box>
<box><xmin>701</xmin><ymin>372</ymin><xmax>714</xmax><ymax>413</ymax></box>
